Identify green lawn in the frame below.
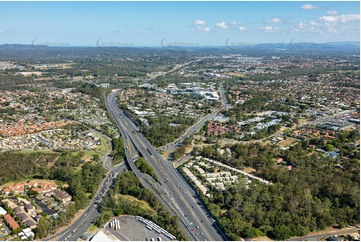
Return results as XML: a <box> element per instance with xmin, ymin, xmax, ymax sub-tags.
<box><xmin>97</xmin><ymin>135</ymin><xmax>110</xmax><ymax>155</ymax></box>
<box><xmin>18</xmin><ymin>149</ymin><xmax>57</xmax><ymax>154</ymax></box>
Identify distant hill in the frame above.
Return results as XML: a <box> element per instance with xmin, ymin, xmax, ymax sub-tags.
<box><xmin>0</xmin><ymin>41</ymin><xmax>359</xmax><ymax>60</ymax></box>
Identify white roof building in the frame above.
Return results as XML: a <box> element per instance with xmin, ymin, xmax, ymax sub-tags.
<box><xmin>91</xmin><ymin>230</ymin><xmax>116</xmax><ymax>242</ymax></box>
<box><xmin>0</xmin><ymin>206</ymin><xmax>7</xmax><ymax>215</ymax></box>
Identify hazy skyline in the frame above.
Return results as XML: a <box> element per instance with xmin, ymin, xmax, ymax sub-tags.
<box><xmin>0</xmin><ymin>1</ymin><xmax>359</xmax><ymax>47</ymax></box>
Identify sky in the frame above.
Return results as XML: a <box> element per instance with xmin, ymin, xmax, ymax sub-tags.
<box><xmin>0</xmin><ymin>1</ymin><xmax>359</xmax><ymax>47</ymax></box>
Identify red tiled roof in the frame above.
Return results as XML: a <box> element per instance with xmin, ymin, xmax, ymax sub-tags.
<box><xmin>3</xmin><ymin>214</ymin><xmax>19</xmax><ymax>230</ymax></box>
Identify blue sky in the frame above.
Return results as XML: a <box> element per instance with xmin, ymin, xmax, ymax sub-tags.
<box><xmin>0</xmin><ymin>1</ymin><xmax>359</xmax><ymax>46</ymax></box>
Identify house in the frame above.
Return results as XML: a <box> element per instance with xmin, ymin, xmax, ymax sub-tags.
<box><xmin>3</xmin><ymin>214</ymin><xmax>20</xmax><ymax>231</ymax></box>
<box><xmin>17</xmin><ymin>212</ymin><xmax>29</xmax><ymax>222</ymax></box>
<box><xmin>31</xmin><ymin>187</ymin><xmax>43</xmax><ymax>194</ymax></box>
<box><xmin>23</xmin><ymin>219</ymin><xmax>37</xmax><ymax>230</ymax></box>
<box><xmin>10</xmin><ymin>183</ymin><xmax>25</xmax><ymax>194</ymax></box>
<box><xmin>40</xmin><ymin>182</ymin><xmax>57</xmax><ymax>191</ymax></box>
<box><xmin>25</xmin><ymin>204</ymin><xmax>35</xmax><ymax>214</ymax></box>
<box><xmin>54</xmin><ymin>189</ymin><xmax>72</xmax><ymax>203</ymax></box>
<box><xmin>1</xmin><ymin>188</ymin><xmax>10</xmax><ymax>195</ymax></box>
<box><xmin>17</xmin><ymin>232</ymin><xmax>27</xmax><ymax>241</ymax></box>
<box><xmin>0</xmin><ymin>206</ymin><xmax>7</xmax><ymax>215</ymax></box>
<box><xmin>27</xmin><ymin>181</ymin><xmax>38</xmax><ymax>188</ymax></box>
<box><xmin>14</xmin><ymin>206</ymin><xmax>23</xmax><ymax>215</ymax></box>
<box><xmin>14</xmin><ymin>183</ymin><xmax>25</xmax><ymax>189</ymax></box>
<box><xmin>326</xmin><ymin>151</ymin><xmax>339</xmax><ymax>159</ymax></box>
<box><xmin>17</xmin><ymin>198</ymin><xmax>30</xmax><ymax>205</ymax></box>
<box><xmin>1</xmin><ymin>199</ymin><xmax>17</xmax><ymax>209</ymax></box>
<box><xmin>22</xmin><ymin>228</ymin><xmax>35</xmax><ymax>238</ymax></box>
<box><xmin>31</xmin><ymin>182</ymin><xmax>57</xmax><ymax>195</ymax></box>
<box><xmin>31</xmin><ymin>214</ymin><xmax>41</xmax><ymax>223</ymax></box>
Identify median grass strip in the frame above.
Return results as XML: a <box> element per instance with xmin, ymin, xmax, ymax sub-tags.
<box><xmin>135</xmin><ymin>157</ymin><xmax>158</xmax><ymax>181</ymax></box>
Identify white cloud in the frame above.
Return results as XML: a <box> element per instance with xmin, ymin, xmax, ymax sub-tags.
<box><xmin>328</xmin><ymin>11</ymin><xmax>338</xmax><ymax>16</ymax></box>
<box><xmin>319</xmin><ymin>14</ymin><xmax>360</xmax><ymax>23</ymax></box>
<box><xmin>259</xmin><ymin>26</ymin><xmax>280</xmax><ymax>33</ymax></box>
<box><xmin>266</xmin><ymin>17</ymin><xmax>281</xmax><ymax>24</ymax></box>
<box><xmin>291</xmin><ymin>12</ymin><xmax>360</xmax><ymax>35</ymax></box>
<box><xmin>291</xmin><ymin>22</ymin><xmax>322</xmax><ymax>33</ymax></box>
<box><xmin>301</xmin><ymin>4</ymin><xmax>319</xmax><ymax>10</ymax></box>
<box><xmin>229</xmin><ymin>20</ymin><xmax>239</xmax><ymax>25</ymax></box>
<box><xmin>239</xmin><ymin>26</ymin><xmax>246</xmax><ymax>32</ymax></box>
<box><xmin>215</xmin><ymin>22</ymin><xmax>228</xmax><ymax>29</ymax></box>
<box><xmin>192</xmin><ymin>26</ymin><xmax>211</xmax><ymax>32</ymax></box>
<box><xmin>193</xmin><ymin>19</ymin><xmax>206</xmax><ymax>25</ymax></box>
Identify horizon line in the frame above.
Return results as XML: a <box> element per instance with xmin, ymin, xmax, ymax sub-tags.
<box><xmin>1</xmin><ymin>40</ymin><xmax>360</xmax><ymax>49</ymax></box>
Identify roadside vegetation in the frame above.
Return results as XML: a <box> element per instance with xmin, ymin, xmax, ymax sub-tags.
<box><xmin>111</xmin><ymin>137</ymin><xmax>125</xmax><ymax>165</ymax></box>
<box><xmin>135</xmin><ymin>157</ymin><xmax>158</xmax><ymax>181</ymax></box>
<box><xmin>142</xmin><ymin>116</ymin><xmax>196</xmax><ymax>147</ymax></box>
<box><xmin>193</xmin><ymin>130</ymin><xmax>359</xmax><ymax>240</ymax></box>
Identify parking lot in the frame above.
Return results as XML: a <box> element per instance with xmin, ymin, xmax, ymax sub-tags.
<box><xmin>105</xmin><ymin>215</ymin><xmax>173</xmax><ymax>241</ymax></box>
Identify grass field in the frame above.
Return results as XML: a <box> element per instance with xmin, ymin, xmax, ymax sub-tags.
<box><xmin>225</xmin><ymin>72</ymin><xmax>247</xmax><ymax>77</ymax></box>
<box><xmin>17</xmin><ymin>149</ymin><xmax>57</xmax><ymax>154</ymax></box>
<box><xmin>87</xmin><ymin>224</ymin><xmax>99</xmax><ymax>233</ymax></box>
<box><xmin>97</xmin><ymin>135</ymin><xmax>110</xmax><ymax>155</ymax></box>
<box><xmin>278</xmin><ymin>137</ymin><xmax>299</xmax><ymax>147</ymax></box>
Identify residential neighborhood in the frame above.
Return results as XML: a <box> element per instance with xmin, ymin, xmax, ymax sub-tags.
<box><xmin>0</xmin><ymin>180</ymin><xmax>72</xmax><ymax>241</ymax></box>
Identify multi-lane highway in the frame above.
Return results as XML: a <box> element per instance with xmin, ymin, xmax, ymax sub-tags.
<box><xmin>47</xmin><ymin>60</ymin><xmax>226</xmax><ymax>241</ymax></box>
<box><xmin>106</xmin><ymin>90</ymin><xmax>227</xmax><ymax>241</ymax></box>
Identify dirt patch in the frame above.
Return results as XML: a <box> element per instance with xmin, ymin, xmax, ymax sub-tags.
<box><xmin>241</xmin><ymin>167</ymin><xmax>256</xmax><ymax>173</ymax></box>
<box><xmin>162</xmin><ymin>148</ymin><xmax>172</xmax><ymax>160</ymax></box>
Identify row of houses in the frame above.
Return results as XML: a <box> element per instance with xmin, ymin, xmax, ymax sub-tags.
<box><xmin>1</xmin><ymin>181</ymin><xmax>72</xmax><ymax>205</ymax></box>
<box><xmin>2</xmin><ymin>181</ymin><xmax>57</xmax><ymax>195</ymax></box>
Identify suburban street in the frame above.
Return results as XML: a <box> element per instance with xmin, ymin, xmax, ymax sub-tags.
<box><xmin>58</xmin><ymin>164</ymin><xmax>126</xmax><ymax>241</ymax></box>
<box><xmin>106</xmin><ymin>90</ymin><xmax>227</xmax><ymax>241</ymax></box>
<box><xmin>287</xmin><ymin>226</ymin><xmax>360</xmax><ymax>241</ymax></box>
